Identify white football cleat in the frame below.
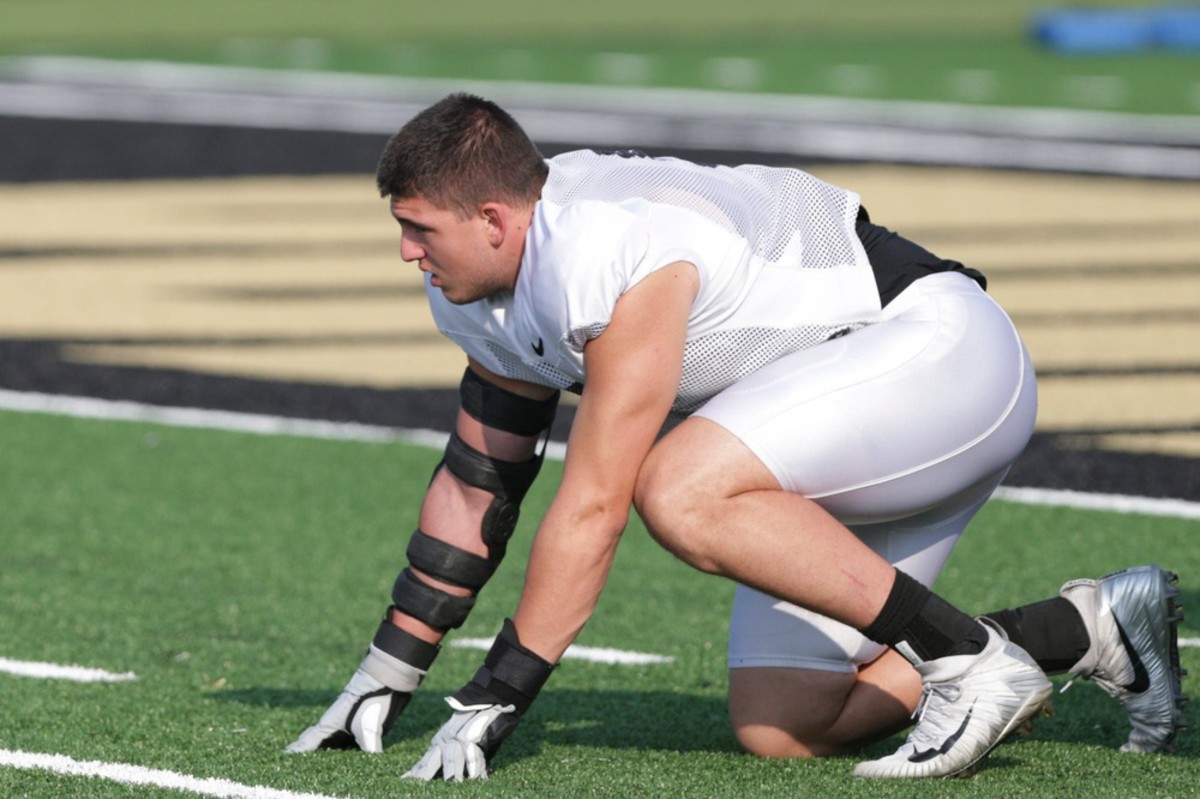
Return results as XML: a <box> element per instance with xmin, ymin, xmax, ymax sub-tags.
<box><xmin>1060</xmin><ymin>564</ymin><xmax>1188</xmax><ymax>753</ymax></box>
<box><xmin>854</xmin><ymin>620</ymin><xmax>1052</xmax><ymax>779</ymax></box>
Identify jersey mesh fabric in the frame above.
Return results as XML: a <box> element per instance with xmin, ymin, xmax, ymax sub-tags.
<box><xmin>674</xmin><ymin>323</ymin><xmax>855</xmax><ymax>414</ymax></box>
<box><xmin>543</xmin><ymin>149</ymin><xmax>861</xmax><ymax>271</ymax></box>
<box><xmin>539</xmin><ymin>150</ymin><xmax>874</xmax><ymax>413</ymax></box>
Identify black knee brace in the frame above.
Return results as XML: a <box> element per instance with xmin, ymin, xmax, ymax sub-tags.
<box><xmin>390</xmin><ymin>368</ymin><xmax>559</xmax><ymax>632</ymax></box>
<box><xmin>441</xmin><ymin>431</ymin><xmax>544</xmax><ymax>560</ymax></box>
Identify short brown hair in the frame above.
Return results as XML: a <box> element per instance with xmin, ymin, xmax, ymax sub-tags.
<box><xmin>376</xmin><ymin>93</ymin><xmax>548</xmax><ymax>216</ymax></box>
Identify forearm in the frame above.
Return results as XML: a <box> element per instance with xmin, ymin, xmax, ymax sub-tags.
<box><xmin>512</xmin><ymin>503</ymin><xmax>627</xmax><ymax>663</ymax></box>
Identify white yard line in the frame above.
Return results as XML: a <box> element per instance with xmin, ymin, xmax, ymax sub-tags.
<box><xmin>0</xmin><ymin>749</ymin><xmax>349</xmax><ymax>799</ymax></box>
<box><xmin>452</xmin><ymin>637</ymin><xmax>674</xmax><ymax>665</ymax></box>
<box><xmin>1</xmin><ymin>388</ymin><xmax>1193</xmax><ymax>520</ymax></box>
<box><xmin>0</xmin><ymin>658</ymin><xmax>137</xmax><ymax>683</ymax></box>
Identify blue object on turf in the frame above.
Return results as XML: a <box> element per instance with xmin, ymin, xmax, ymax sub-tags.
<box><xmin>1152</xmin><ymin>5</ymin><xmax>1200</xmax><ymax>50</ymax></box>
<box><xmin>1031</xmin><ymin>8</ymin><xmax>1154</xmax><ymax>53</ymax></box>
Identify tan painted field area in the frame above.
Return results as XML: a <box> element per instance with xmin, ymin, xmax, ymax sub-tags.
<box><xmin>1</xmin><ymin>166</ymin><xmax>1197</xmax><ymax>456</ymax></box>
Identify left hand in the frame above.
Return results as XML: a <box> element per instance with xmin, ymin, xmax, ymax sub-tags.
<box><xmin>401</xmin><ymin>618</ymin><xmax>555</xmax><ymax>781</ymax></box>
<box><xmin>402</xmin><ymin>696</ymin><xmax>521</xmax><ymax>781</ymax></box>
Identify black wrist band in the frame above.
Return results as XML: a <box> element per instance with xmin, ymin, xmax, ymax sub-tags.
<box><xmin>454</xmin><ymin>618</ymin><xmax>555</xmax><ymax>715</ymax></box>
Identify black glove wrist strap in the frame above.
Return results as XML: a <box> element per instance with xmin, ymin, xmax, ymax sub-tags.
<box><xmin>453</xmin><ymin>618</ymin><xmax>555</xmax><ymax>715</ymax></box>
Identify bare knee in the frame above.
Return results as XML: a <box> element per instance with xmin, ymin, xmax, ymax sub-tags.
<box><xmin>733</xmin><ymin>722</ymin><xmax>846</xmax><ymax>759</ymax></box>
<box><xmin>729</xmin><ymin>658</ymin><xmax>920</xmax><ymax>760</ymax></box>
<box><xmin>633</xmin><ymin>449</ymin><xmax>722</xmax><ymax>573</ymax></box>
<box><xmin>728</xmin><ymin>668</ymin><xmax>858</xmax><ymax>759</ymax></box>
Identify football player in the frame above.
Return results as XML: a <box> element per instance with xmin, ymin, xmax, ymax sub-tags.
<box><xmin>287</xmin><ymin>94</ymin><xmax>1186</xmax><ymax>780</ymax></box>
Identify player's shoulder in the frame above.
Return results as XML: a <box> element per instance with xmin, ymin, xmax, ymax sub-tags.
<box><xmin>532</xmin><ymin>196</ymin><xmax>648</xmax><ymax>263</ymax></box>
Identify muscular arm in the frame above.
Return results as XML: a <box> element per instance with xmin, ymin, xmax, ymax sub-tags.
<box><xmin>399</xmin><ymin>262</ymin><xmax>698</xmax><ymax>779</ymax></box>
<box><xmin>513</xmin><ymin>261</ymin><xmax>699</xmax><ymax>661</ymax></box>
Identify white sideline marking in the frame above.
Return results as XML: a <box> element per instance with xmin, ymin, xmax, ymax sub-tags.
<box><xmin>0</xmin><ymin>389</ymin><xmax>404</xmax><ymax>443</ymax></box>
<box><xmin>452</xmin><ymin>637</ymin><xmax>674</xmax><ymax>665</ymax></box>
<box><xmin>0</xmin><ymin>388</ymin><xmax>1193</xmax><ymax>520</ymax></box>
<box><xmin>0</xmin><ymin>658</ymin><xmax>137</xmax><ymax>683</ymax></box>
<box><xmin>2</xmin><ymin>56</ymin><xmax>1200</xmax><ymax>179</ymax></box>
<box><xmin>0</xmin><ymin>390</ymin><xmax>568</xmax><ymax>458</ymax></box>
<box><xmin>993</xmin><ymin>486</ymin><xmax>1200</xmax><ymax>521</ymax></box>
<box><xmin>1181</xmin><ymin>638</ymin><xmax>1200</xmax><ymax>648</ymax></box>
<box><xmin>0</xmin><ymin>749</ymin><xmax>348</xmax><ymax>799</ymax></box>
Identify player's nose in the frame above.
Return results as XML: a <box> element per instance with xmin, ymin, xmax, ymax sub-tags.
<box><xmin>399</xmin><ymin>236</ymin><xmax>424</xmax><ymax>263</ymax></box>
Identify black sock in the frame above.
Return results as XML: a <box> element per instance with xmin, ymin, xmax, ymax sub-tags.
<box><xmin>984</xmin><ymin>597</ymin><xmax>1090</xmax><ymax>675</ymax></box>
<box><xmin>860</xmin><ymin>569</ymin><xmax>990</xmax><ymax>664</ymax></box>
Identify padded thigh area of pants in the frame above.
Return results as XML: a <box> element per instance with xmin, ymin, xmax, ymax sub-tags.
<box><xmin>727</xmin><ymin>469</ymin><xmax>1004</xmax><ymax>671</ymax></box>
<box><xmin>694</xmin><ymin>272</ymin><xmax>1036</xmax><ymax>525</ymax></box>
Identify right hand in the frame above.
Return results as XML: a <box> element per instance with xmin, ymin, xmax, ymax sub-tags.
<box><xmin>286</xmin><ymin>666</ymin><xmax>412</xmax><ymax>754</ymax></box>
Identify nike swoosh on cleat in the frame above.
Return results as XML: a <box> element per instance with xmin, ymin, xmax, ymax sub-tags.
<box><xmin>908</xmin><ymin>700</ymin><xmax>976</xmax><ymax>763</ymax></box>
<box><xmin>1114</xmin><ymin>619</ymin><xmax>1151</xmax><ymax>693</ymax></box>
<box><xmin>531</xmin><ymin>338</ymin><xmax>545</xmax><ymax>356</ymax></box>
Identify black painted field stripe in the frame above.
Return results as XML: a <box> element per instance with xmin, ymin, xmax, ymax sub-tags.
<box><xmin>1011</xmin><ymin>308</ymin><xmax>1200</xmax><ymax>325</ymax></box>
<box><xmin>1036</xmin><ymin>364</ymin><xmax>1200</xmax><ymax>378</ymax></box>
<box><xmin>903</xmin><ymin>218</ymin><xmax>1200</xmax><ymax>245</ymax></box>
<box><xmin>2</xmin><ymin>338</ymin><xmax>1196</xmax><ymax>501</ymax></box>
<box><xmin>1042</xmin><ymin>423</ymin><xmax>1200</xmax><ymax>436</ymax></box>
<box><xmin>986</xmin><ymin>261</ymin><xmax>1199</xmax><ymax>280</ymax></box>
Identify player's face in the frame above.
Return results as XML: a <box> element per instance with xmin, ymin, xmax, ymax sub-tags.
<box><xmin>389</xmin><ymin>195</ymin><xmax>510</xmax><ymax>304</ymax></box>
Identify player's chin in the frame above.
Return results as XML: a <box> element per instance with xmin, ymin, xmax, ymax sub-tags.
<box><xmin>442</xmin><ymin>285</ymin><xmax>489</xmax><ymax>305</ymax></box>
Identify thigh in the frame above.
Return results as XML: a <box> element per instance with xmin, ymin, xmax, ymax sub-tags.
<box><xmin>694</xmin><ymin>272</ymin><xmax>1036</xmax><ymax>524</ymax></box>
<box><xmin>726</xmin><ymin>471</ymin><xmax>1002</xmax><ymax>673</ymax></box>
<box><xmin>726</xmin><ymin>476</ymin><xmax>1002</xmax><ymax>755</ymax></box>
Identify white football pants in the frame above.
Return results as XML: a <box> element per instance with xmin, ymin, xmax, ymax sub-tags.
<box><xmin>694</xmin><ymin>272</ymin><xmax>1038</xmax><ymax>672</ymax></box>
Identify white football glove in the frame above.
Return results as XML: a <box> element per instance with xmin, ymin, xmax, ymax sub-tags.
<box><xmin>402</xmin><ymin>697</ymin><xmax>520</xmax><ymax>781</ymax></box>
<box><xmin>401</xmin><ymin>618</ymin><xmax>555</xmax><ymax>781</ymax></box>
<box><xmin>286</xmin><ymin>644</ymin><xmax>426</xmax><ymax>754</ymax></box>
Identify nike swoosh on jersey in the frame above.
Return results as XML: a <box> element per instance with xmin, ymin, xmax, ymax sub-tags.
<box><xmin>531</xmin><ymin>338</ymin><xmax>545</xmax><ymax>356</ymax></box>
<box><xmin>908</xmin><ymin>699</ymin><xmax>976</xmax><ymax>763</ymax></box>
<box><xmin>1114</xmin><ymin>619</ymin><xmax>1151</xmax><ymax>693</ymax></box>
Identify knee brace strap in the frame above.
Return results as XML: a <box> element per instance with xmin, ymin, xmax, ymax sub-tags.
<box><xmin>391</xmin><ymin>568</ymin><xmax>475</xmax><ymax>631</ymax></box>
<box><xmin>459</xmin><ymin>367</ymin><xmax>559</xmax><ymax>436</ymax></box>
<box><xmin>406</xmin><ymin>528</ymin><xmax>497</xmax><ymax>591</ymax></box>
<box><xmin>443</xmin><ymin>431</ymin><xmax>543</xmax><ymax>502</ymax></box>
<box><xmin>442</xmin><ymin>432</ymin><xmax>543</xmax><ymax>557</ymax></box>
<box><xmin>372</xmin><ymin>614</ymin><xmax>440</xmax><ymax>670</ymax></box>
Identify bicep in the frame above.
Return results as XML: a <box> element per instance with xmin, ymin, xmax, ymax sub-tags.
<box><xmin>562</xmin><ymin>261</ymin><xmax>698</xmax><ymax>501</ymax></box>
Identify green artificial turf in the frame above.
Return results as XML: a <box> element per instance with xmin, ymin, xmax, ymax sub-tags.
<box><xmin>1</xmin><ymin>409</ymin><xmax>1196</xmax><ymax>797</ymax></box>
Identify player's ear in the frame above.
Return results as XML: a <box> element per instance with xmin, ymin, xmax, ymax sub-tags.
<box><xmin>479</xmin><ymin>203</ymin><xmax>506</xmax><ymax>247</ymax></box>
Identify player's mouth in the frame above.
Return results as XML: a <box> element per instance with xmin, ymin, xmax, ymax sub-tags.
<box><xmin>418</xmin><ymin>263</ymin><xmax>441</xmax><ymax>287</ymax></box>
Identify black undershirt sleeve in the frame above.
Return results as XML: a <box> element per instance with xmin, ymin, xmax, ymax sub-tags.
<box><xmin>855</xmin><ymin>205</ymin><xmax>988</xmax><ymax>307</ymax></box>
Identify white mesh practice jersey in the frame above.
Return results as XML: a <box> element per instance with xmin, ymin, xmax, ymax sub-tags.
<box><xmin>426</xmin><ymin>149</ymin><xmax>883</xmax><ymax>414</ymax></box>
